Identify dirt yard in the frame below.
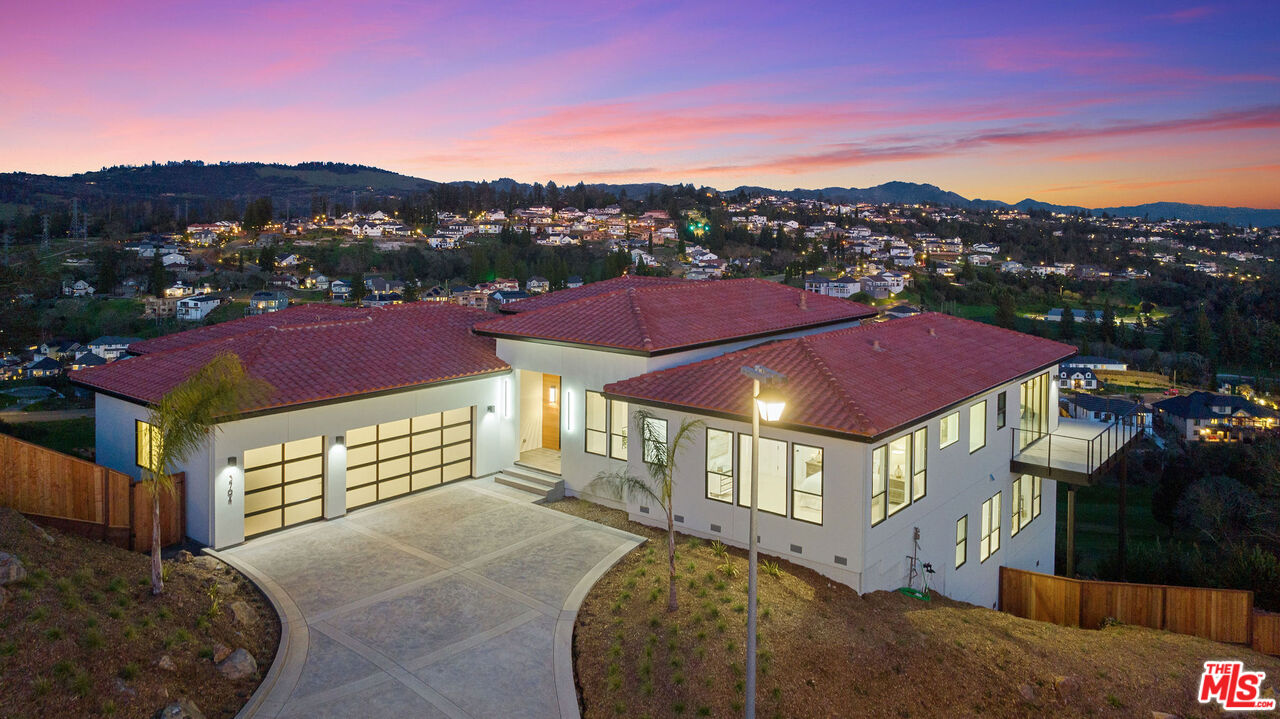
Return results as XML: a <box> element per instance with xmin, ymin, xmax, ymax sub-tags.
<box><xmin>549</xmin><ymin>498</ymin><xmax>1279</xmax><ymax>718</ymax></box>
<box><xmin>0</xmin><ymin>508</ymin><xmax>279</xmax><ymax>718</ymax></box>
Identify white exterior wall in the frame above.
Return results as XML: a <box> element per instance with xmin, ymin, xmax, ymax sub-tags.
<box><xmin>93</xmin><ymin>372</ymin><xmax>516</xmax><ymax>549</ymax></box>
<box><xmin>494</xmin><ymin>320</ymin><xmax>865</xmax><ymax>503</ymax></box>
<box><xmin>613</xmin><ymin>368</ymin><xmax>1062</xmax><ymax>609</ymax></box>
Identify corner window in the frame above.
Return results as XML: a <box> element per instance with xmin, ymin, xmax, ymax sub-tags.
<box><xmin>585</xmin><ymin>391</ymin><xmax>607</xmax><ymax>456</ymax></box>
<box><xmin>969</xmin><ymin>401</ymin><xmax>987</xmax><ymax>453</ymax></box>
<box><xmin>980</xmin><ymin>491</ymin><xmax>1001</xmax><ymax>562</ymax></box>
<box><xmin>738</xmin><ymin>435</ymin><xmax>787</xmax><ymax>516</ymax></box>
<box><xmin>641</xmin><ymin>416</ymin><xmax>667</xmax><ymax>465</ymax></box>
<box><xmin>939</xmin><ymin>412</ymin><xmax>959</xmax><ymax>449</ymax></box>
<box><xmin>705</xmin><ymin>428</ymin><xmax>734</xmax><ymax>503</ymax></box>
<box><xmin>955</xmin><ymin>515</ymin><xmax>968</xmax><ymax>569</ymax></box>
<box><xmin>135</xmin><ymin>420</ymin><xmax>162</xmax><ymax>473</ymax></box>
<box><xmin>792</xmin><ymin>444</ymin><xmax>823</xmax><ymax>525</ymax></box>
<box><xmin>1013</xmin><ymin>474</ymin><xmax>1042</xmax><ymax>536</ymax></box>
<box><xmin>871</xmin><ymin>430</ymin><xmax>924</xmax><ymax>526</ymax></box>
<box><xmin>610</xmin><ymin>399</ymin><xmax>629</xmax><ymax>460</ymax></box>
<box><xmin>996</xmin><ymin>392</ymin><xmax>1007</xmax><ymax>429</ymax></box>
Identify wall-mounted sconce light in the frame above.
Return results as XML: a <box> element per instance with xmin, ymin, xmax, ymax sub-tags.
<box><xmin>501</xmin><ymin>378</ymin><xmax>512</xmax><ymax>419</ymax></box>
<box><xmin>565</xmin><ymin>390</ymin><xmax>574</xmax><ymax>432</ymax></box>
<box><xmin>486</xmin><ymin>405</ymin><xmax>495</xmax><ymax>414</ymax></box>
<box><xmin>335</xmin><ymin>435</ymin><xmax>345</xmax><ymax>447</ymax></box>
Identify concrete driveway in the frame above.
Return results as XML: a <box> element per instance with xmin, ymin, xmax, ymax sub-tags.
<box><xmin>211</xmin><ymin>478</ymin><xmax>641</xmax><ymax>719</ymax></box>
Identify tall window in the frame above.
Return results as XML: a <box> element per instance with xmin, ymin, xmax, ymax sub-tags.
<box><xmin>980</xmin><ymin>491</ymin><xmax>1001</xmax><ymax>562</ymax></box>
<box><xmin>585</xmin><ymin>391</ymin><xmax>607</xmax><ymax>456</ymax></box>
<box><xmin>642</xmin><ymin>416</ymin><xmax>667</xmax><ymax>465</ymax></box>
<box><xmin>871</xmin><ymin>430</ymin><xmax>925</xmax><ymax>526</ymax></box>
<box><xmin>1011</xmin><ymin>474</ymin><xmax>1042</xmax><ymax>535</ymax></box>
<box><xmin>955</xmin><ymin>515</ymin><xmax>968</xmax><ymax>569</ymax></box>
<box><xmin>738</xmin><ymin>436</ymin><xmax>787</xmax><ymax>516</ymax></box>
<box><xmin>705</xmin><ymin>429</ymin><xmax>734</xmax><ymax>503</ymax></box>
<box><xmin>610</xmin><ymin>399</ymin><xmax>629</xmax><ymax>460</ymax></box>
<box><xmin>996</xmin><ymin>392</ymin><xmax>1007</xmax><ymax>429</ymax></box>
<box><xmin>969</xmin><ymin>401</ymin><xmax>987</xmax><ymax>453</ymax></box>
<box><xmin>792</xmin><ymin>444</ymin><xmax>823</xmax><ymax>524</ymax></box>
<box><xmin>939</xmin><ymin>412</ymin><xmax>959</xmax><ymax>449</ymax></box>
<box><xmin>586</xmin><ymin>391</ymin><xmax>628</xmax><ymax>460</ymax></box>
<box><xmin>135</xmin><ymin>420</ymin><xmax>162</xmax><ymax>473</ymax></box>
<box><xmin>1019</xmin><ymin>373</ymin><xmax>1050</xmax><ymax>450</ymax></box>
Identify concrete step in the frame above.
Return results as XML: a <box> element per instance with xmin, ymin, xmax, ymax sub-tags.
<box><xmin>494</xmin><ymin>471</ymin><xmax>564</xmax><ymax>502</ymax></box>
<box><xmin>502</xmin><ymin>467</ymin><xmax>559</xmax><ymax>489</ymax></box>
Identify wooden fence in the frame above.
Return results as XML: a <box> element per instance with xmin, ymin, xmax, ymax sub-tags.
<box><xmin>1000</xmin><ymin>566</ymin><xmax>1276</xmax><ymax>656</ymax></box>
<box><xmin>0</xmin><ymin>433</ymin><xmax>184</xmax><ymax>551</ymax></box>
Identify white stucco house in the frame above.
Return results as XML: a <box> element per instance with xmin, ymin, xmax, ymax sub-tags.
<box><xmin>176</xmin><ymin>294</ymin><xmax>220</xmax><ymax>321</ymax></box>
<box><xmin>71</xmin><ymin>275</ymin><xmax>1130</xmax><ymax>609</ymax></box>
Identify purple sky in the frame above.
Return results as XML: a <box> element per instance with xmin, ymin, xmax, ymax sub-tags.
<box><xmin>2</xmin><ymin>0</ymin><xmax>1278</xmax><ymax>207</ymax></box>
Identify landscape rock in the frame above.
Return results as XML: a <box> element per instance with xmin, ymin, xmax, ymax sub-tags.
<box><xmin>176</xmin><ymin>550</ymin><xmax>194</xmax><ymax>563</ymax></box>
<box><xmin>192</xmin><ymin>556</ymin><xmax>224</xmax><ymax>573</ymax></box>
<box><xmin>229</xmin><ymin>600</ymin><xmax>256</xmax><ymax>627</ymax></box>
<box><xmin>1150</xmin><ymin>713</ymin><xmax>1179</xmax><ymax>719</ymax></box>
<box><xmin>216</xmin><ymin>648</ymin><xmax>256</xmax><ymax>680</ymax></box>
<box><xmin>30</xmin><ymin>521</ymin><xmax>55</xmax><ymax>544</ymax></box>
<box><xmin>215</xmin><ymin>577</ymin><xmax>238</xmax><ymax>596</ymax></box>
<box><xmin>211</xmin><ymin>643</ymin><xmax>231</xmax><ymax>663</ymax></box>
<box><xmin>153</xmin><ymin>698</ymin><xmax>205</xmax><ymax>719</ymax></box>
<box><xmin>1018</xmin><ymin>683</ymin><xmax>1038</xmax><ymax>704</ymax></box>
<box><xmin>0</xmin><ymin>552</ymin><xmax>27</xmax><ymax>585</ymax></box>
<box><xmin>157</xmin><ymin>654</ymin><xmax>177</xmax><ymax>672</ymax></box>
<box><xmin>1053</xmin><ymin>674</ymin><xmax>1081</xmax><ymax>702</ymax></box>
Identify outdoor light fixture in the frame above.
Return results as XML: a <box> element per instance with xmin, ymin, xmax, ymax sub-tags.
<box><xmin>486</xmin><ymin>404</ymin><xmax>495</xmax><ymax>414</ymax></box>
<box><xmin>334</xmin><ymin>435</ymin><xmax>345</xmax><ymax>447</ymax></box>
<box><xmin>548</xmin><ymin>386</ymin><xmax>558</xmax><ymax>404</ymax></box>
<box><xmin>565</xmin><ymin>390</ymin><xmax>574</xmax><ymax>431</ymax></box>
<box><xmin>755</xmin><ymin>385</ymin><xmax>787</xmax><ymax>423</ymax></box>
<box><xmin>501</xmin><ymin>378</ymin><xmax>512</xmax><ymax>418</ymax></box>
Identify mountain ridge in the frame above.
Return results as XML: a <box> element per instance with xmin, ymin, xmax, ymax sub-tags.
<box><xmin>2</xmin><ymin>162</ymin><xmax>1277</xmax><ymax>227</ymax></box>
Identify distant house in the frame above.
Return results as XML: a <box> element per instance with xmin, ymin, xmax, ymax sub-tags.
<box><xmin>143</xmin><ymin>296</ymin><xmax>179</xmax><ymax>319</ymax></box>
<box><xmin>177</xmin><ymin>295</ymin><xmax>220</xmax><ymax>321</ymax></box>
<box><xmin>526</xmin><ymin>276</ymin><xmax>550</xmax><ymax>294</ymax></box>
<box><xmin>330</xmin><ymin>280</ymin><xmax>352</xmax><ymax>301</ymax></box>
<box><xmin>25</xmin><ymin>356</ymin><xmax>63</xmax><ymax>378</ymax></box>
<box><xmin>278</xmin><ymin>254</ymin><xmax>301</xmax><ymax>267</ymax></box>
<box><xmin>364</xmin><ymin>277</ymin><xmax>406</xmax><ymax>295</ymax></box>
<box><xmin>1045</xmin><ymin>308</ymin><xmax>1100</xmax><ymax>324</ymax></box>
<box><xmin>1153</xmin><ymin>391</ymin><xmax>1279</xmax><ymax>443</ymax></box>
<box><xmin>247</xmin><ymin>291</ymin><xmax>289</xmax><ymax>316</ymax></box>
<box><xmin>566</xmin><ymin>276</ymin><xmax>584</xmax><ymax>289</ymax></box>
<box><xmin>364</xmin><ymin>292</ymin><xmax>403</xmax><ymax>307</ymax></box>
<box><xmin>270</xmin><ymin>274</ymin><xmax>300</xmax><ymax>290</ymax></box>
<box><xmin>883</xmin><ymin>304</ymin><xmax>922</xmax><ymax>321</ymax></box>
<box><xmin>1057</xmin><ymin>366</ymin><xmax>1099</xmax><ymax>391</ymax></box>
<box><xmin>39</xmin><ymin>340</ymin><xmax>81</xmax><ymax>361</ymax></box>
<box><xmin>87</xmin><ymin>336</ymin><xmax>143</xmax><ymax>361</ymax></box>
<box><xmin>63</xmin><ymin>280</ymin><xmax>95</xmax><ymax>297</ymax></box>
<box><xmin>1064</xmin><ymin>355</ymin><xmax>1127</xmax><ymax>372</ymax></box>
<box><xmin>1062</xmin><ymin>394</ymin><xmax>1149</xmax><ymax>430</ymax></box>
<box><xmin>160</xmin><ymin>252</ymin><xmax>189</xmax><ymax>268</ymax></box>
<box><xmin>304</xmin><ymin>273</ymin><xmax>330</xmax><ymax>291</ymax></box>
<box><xmin>489</xmin><ymin>290</ymin><xmax>531</xmax><ymax>310</ymax></box>
<box><xmin>67</xmin><ymin>352</ymin><xmax>108</xmax><ymax>371</ymax></box>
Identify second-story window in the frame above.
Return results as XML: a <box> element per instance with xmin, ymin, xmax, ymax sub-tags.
<box><xmin>871</xmin><ymin>430</ymin><xmax>925</xmax><ymax>526</ymax></box>
<box><xmin>969</xmin><ymin>400</ymin><xmax>987</xmax><ymax>453</ymax></box>
<box><xmin>997</xmin><ymin>392</ymin><xmax>1007</xmax><ymax>429</ymax></box>
<box><xmin>705</xmin><ymin>428</ymin><xmax>734</xmax><ymax>503</ymax></box>
<box><xmin>939</xmin><ymin>411</ymin><xmax>959</xmax><ymax>449</ymax></box>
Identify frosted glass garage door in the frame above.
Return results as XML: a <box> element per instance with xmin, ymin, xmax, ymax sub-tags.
<box><xmin>243</xmin><ymin>436</ymin><xmax>325</xmax><ymax>538</ymax></box>
<box><xmin>345</xmin><ymin>407</ymin><xmax>473</xmax><ymax>510</ymax></box>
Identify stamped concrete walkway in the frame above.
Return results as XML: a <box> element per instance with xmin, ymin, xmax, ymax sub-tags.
<box><xmin>210</xmin><ymin>478</ymin><xmax>642</xmax><ymax>719</ymax></box>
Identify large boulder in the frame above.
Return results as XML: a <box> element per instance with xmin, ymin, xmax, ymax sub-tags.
<box><xmin>0</xmin><ymin>552</ymin><xmax>26</xmax><ymax>585</ymax></box>
<box><xmin>157</xmin><ymin>654</ymin><xmax>177</xmax><ymax>672</ymax></box>
<box><xmin>153</xmin><ymin>699</ymin><xmax>205</xmax><ymax>719</ymax></box>
<box><xmin>216</xmin><ymin>648</ymin><xmax>256</xmax><ymax>680</ymax></box>
<box><xmin>229</xmin><ymin>600</ymin><xmax>256</xmax><ymax>627</ymax></box>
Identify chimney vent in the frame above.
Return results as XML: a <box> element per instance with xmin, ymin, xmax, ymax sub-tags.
<box><xmin>872</xmin><ymin>339</ymin><xmax>882</xmax><ymax>351</ymax></box>
<box><xmin>928</xmin><ymin>327</ymin><xmax>936</xmax><ymax>336</ymax></box>
<box><xmin>799</xmin><ymin>292</ymin><xmax>807</xmax><ymax>310</ymax></box>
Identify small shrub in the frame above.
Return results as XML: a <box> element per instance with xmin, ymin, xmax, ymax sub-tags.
<box><xmin>0</xmin><ymin>641</ymin><xmax>12</xmax><ymax>656</ymax></box>
<box><xmin>697</xmin><ymin>707</ymin><xmax>711</xmax><ymax>717</ymax></box>
<box><xmin>27</xmin><ymin>606</ymin><xmax>48</xmax><ymax>623</ymax></box>
<box><xmin>711</xmin><ymin>541</ymin><xmax>728</xmax><ymax>558</ymax></box>
<box><xmin>118</xmin><ymin>663</ymin><xmax>139</xmax><ymax>680</ymax></box>
<box><xmin>107</xmin><ymin>607</ymin><xmax>124</xmax><ymax>620</ymax></box>
<box><xmin>80</xmin><ymin>629</ymin><xmax>104</xmax><ymax>650</ymax></box>
<box><xmin>44</xmin><ymin>627</ymin><xmax>64</xmax><ymax>641</ymax></box>
<box><xmin>761</xmin><ymin>560</ymin><xmax>782</xmax><ymax>578</ymax></box>
<box><xmin>52</xmin><ymin>659</ymin><xmax>76</xmax><ymax>677</ymax></box>
<box><xmin>1106</xmin><ymin>694</ymin><xmax>1123</xmax><ymax>709</ymax></box>
<box><xmin>156</xmin><ymin>607</ymin><xmax>171</xmax><ymax>621</ymax></box>
<box><xmin>106</xmin><ymin>577</ymin><xmax>126</xmax><ymax>594</ymax></box>
<box><xmin>31</xmin><ymin>677</ymin><xmax>52</xmax><ymax>697</ymax></box>
<box><xmin>718</xmin><ymin>561</ymin><xmax>739</xmax><ymax>578</ymax></box>
<box><xmin>70</xmin><ymin>670</ymin><xmax>92</xmax><ymax>697</ymax></box>
<box><xmin>55</xmin><ymin>578</ymin><xmax>73</xmax><ymax>596</ymax></box>
<box><xmin>198</xmin><ymin>647</ymin><xmax>214</xmax><ymax>660</ymax></box>
<box><xmin>100</xmin><ymin>700</ymin><xmax>117</xmax><ymax>716</ymax></box>
<box><xmin>673</xmin><ymin>701</ymin><xmax>686</xmax><ymax>714</ymax></box>
<box><xmin>732</xmin><ymin>603</ymin><xmax>746</xmax><ymax>614</ymax></box>
<box><xmin>30</xmin><ymin>568</ymin><xmax>50</xmax><ymax>585</ymax></box>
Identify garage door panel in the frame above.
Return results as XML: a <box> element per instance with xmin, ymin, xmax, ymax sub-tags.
<box><xmin>378</xmin><ymin>456</ymin><xmax>410</xmax><ymax>480</ymax></box>
<box><xmin>442</xmin><ymin>424</ymin><xmax>470</xmax><ymax>445</ymax></box>
<box><xmin>347</xmin><ymin>424</ymin><xmax>377</xmax><ymax>446</ymax></box>
<box><xmin>347</xmin><ymin>464</ymin><xmax>376</xmax><ymax>489</ymax></box>
<box><xmin>340</xmin><ymin>407</ymin><xmax>474</xmax><ymax>513</ymax></box>
<box><xmin>379</xmin><ymin>436</ymin><xmax>411</xmax><ymax>459</ymax></box>
<box><xmin>413</xmin><ymin>431</ymin><xmax>441</xmax><ymax>452</ymax></box>
<box><xmin>347</xmin><ymin>445</ymin><xmax>377</xmax><ymax>467</ymax></box>
<box><xmin>244</xmin><ymin>434</ymin><xmax>326</xmax><ymax>539</ymax></box>
<box><xmin>442</xmin><ymin>461</ymin><xmax>470</xmax><ymax>482</ymax></box>
<box><xmin>412</xmin><ymin>469</ymin><xmax>441</xmax><ymax>490</ymax></box>
<box><xmin>244</xmin><ymin>444</ymin><xmax>281</xmax><ymax>468</ymax></box>
<box><xmin>412</xmin><ymin>413</ymin><xmax>441</xmax><ymax>431</ymax></box>
<box><xmin>442</xmin><ymin>443</ymin><xmax>470</xmax><ymax>464</ymax></box>
<box><xmin>284</xmin><ymin>436</ymin><xmax>322</xmax><ymax>461</ymax></box>
<box><xmin>346</xmin><ymin>485</ymin><xmax>377</xmax><ymax>509</ymax></box>
<box><xmin>380</xmin><ymin>476</ymin><xmax>410</xmax><ymax>499</ymax></box>
<box><xmin>284</xmin><ymin>477</ymin><xmax>323</xmax><ymax>505</ymax></box>
<box><xmin>285</xmin><ymin>456</ymin><xmax>323</xmax><ymax>481</ymax></box>
<box><xmin>244</xmin><ymin>510</ymin><xmax>282</xmax><ymax>537</ymax></box>
<box><xmin>284</xmin><ymin>498</ymin><xmax>323</xmax><ymax>525</ymax></box>
<box><xmin>244</xmin><ymin>466</ymin><xmax>281</xmax><ymax>492</ymax></box>
<box><xmin>443</xmin><ymin>407</ymin><xmax>470</xmax><ymax>425</ymax></box>
<box><xmin>412</xmin><ymin>449</ymin><xmax>441</xmax><ymax>471</ymax></box>
<box><xmin>245</xmin><ymin>488</ymin><xmax>282</xmax><ymax>515</ymax></box>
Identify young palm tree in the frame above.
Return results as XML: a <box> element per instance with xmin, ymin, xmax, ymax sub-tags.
<box><xmin>142</xmin><ymin>353</ymin><xmax>270</xmax><ymax>595</ymax></box>
<box><xmin>590</xmin><ymin>408</ymin><xmax>703</xmax><ymax>612</ymax></box>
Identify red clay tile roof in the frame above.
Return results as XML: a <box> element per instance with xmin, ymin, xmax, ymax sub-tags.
<box><xmin>604</xmin><ymin>313</ymin><xmax>1076</xmax><ymax>439</ymax></box>
<box><xmin>71</xmin><ymin>304</ymin><xmax>508</xmax><ymax>414</ymax></box>
<box><xmin>474</xmin><ymin>278</ymin><xmax>877</xmax><ymax>355</ymax></box>
<box><xmin>497</xmin><ymin>275</ymin><xmax>688</xmax><ymax>314</ymax></box>
<box><xmin>129</xmin><ymin>304</ymin><xmax>353</xmax><ymax>355</ymax></box>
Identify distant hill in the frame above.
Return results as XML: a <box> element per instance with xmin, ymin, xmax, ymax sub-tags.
<box><xmin>2</xmin><ymin>162</ymin><xmax>1277</xmax><ymax>227</ymax></box>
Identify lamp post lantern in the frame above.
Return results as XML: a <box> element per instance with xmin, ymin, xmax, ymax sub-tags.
<box><xmin>739</xmin><ymin>364</ymin><xmax>785</xmax><ymax>719</ymax></box>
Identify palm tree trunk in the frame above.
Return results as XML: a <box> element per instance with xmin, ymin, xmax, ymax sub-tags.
<box><xmin>151</xmin><ymin>489</ymin><xmax>163</xmax><ymax>595</ymax></box>
<box><xmin>666</xmin><ymin>505</ymin><xmax>677</xmax><ymax>612</ymax></box>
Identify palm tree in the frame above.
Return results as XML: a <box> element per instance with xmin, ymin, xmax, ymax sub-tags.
<box><xmin>141</xmin><ymin>353</ymin><xmax>270</xmax><ymax>595</ymax></box>
<box><xmin>590</xmin><ymin>408</ymin><xmax>703</xmax><ymax>612</ymax></box>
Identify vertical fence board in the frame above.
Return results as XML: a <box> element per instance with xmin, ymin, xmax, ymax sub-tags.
<box><xmin>1253</xmin><ymin>612</ymin><xmax>1280</xmax><ymax>656</ymax></box>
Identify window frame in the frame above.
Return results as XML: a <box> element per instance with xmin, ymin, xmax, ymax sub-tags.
<box><xmin>704</xmin><ymin>428</ymin><xmax>734</xmax><ymax>504</ymax></box>
<box><xmin>969</xmin><ymin>400</ymin><xmax>987</xmax><ymax>454</ymax></box>
<box><xmin>584</xmin><ymin>390</ymin><xmax>608</xmax><ymax>457</ymax></box>
<box><xmin>609</xmin><ymin>399</ymin><xmax>629</xmax><ymax>460</ymax></box>
<box><xmin>870</xmin><ymin>429</ymin><xmax>925</xmax><ymax>527</ymax></box>
<box><xmin>791</xmin><ymin>443</ymin><xmax>823</xmax><ymax>525</ymax></box>
<box><xmin>135</xmin><ymin>419</ymin><xmax>161</xmax><ymax>473</ymax></box>
<box><xmin>980</xmin><ymin>491</ymin><xmax>1001</xmax><ymax>562</ymax></box>
<box><xmin>737</xmin><ymin>433</ymin><xmax>788</xmax><ymax>517</ymax></box>
<box><xmin>642</xmin><ymin>416</ymin><xmax>667</xmax><ymax>466</ymax></box>
<box><xmin>955</xmin><ymin>515</ymin><xmax>968</xmax><ymax>569</ymax></box>
<box><xmin>939</xmin><ymin>411</ymin><xmax>960</xmax><ymax>449</ymax></box>
<box><xmin>996</xmin><ymin>391</ymin><xmax>1007</xmax><ymax>429</ymax></box>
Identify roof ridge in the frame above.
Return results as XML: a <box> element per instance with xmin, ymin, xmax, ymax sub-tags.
<box><xmin>626</xmin><ymin>288</ymin><xmax>654</xmax><ymax>350</ymax></box>
<box><xmin>796</xmin><ymin>336</ymin><xmax>874</xmax><ymax>434</ymax></box>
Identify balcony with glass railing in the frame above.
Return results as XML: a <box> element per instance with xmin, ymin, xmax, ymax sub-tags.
<box><xmin>1010</xmin><ymin>415</ymin><xmax>1143</xmax><ymax>486</ymax></box>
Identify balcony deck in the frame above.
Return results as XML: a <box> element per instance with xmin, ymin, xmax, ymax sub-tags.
<box><xmin>1011</xmin><ymin>417</ymin><xmax>1142</xmax><ymax>486</ymax></box>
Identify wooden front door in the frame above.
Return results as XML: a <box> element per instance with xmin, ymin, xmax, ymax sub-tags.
<box><xmin>542</xmin><ymin>374</ymin><xmax>561</xmax><ymax>451</ymax></box>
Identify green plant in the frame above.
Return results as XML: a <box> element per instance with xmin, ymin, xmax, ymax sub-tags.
<box><xmin>101</xmin><ymin>699</ymin><xmax>117</xmax><ymax>716</ymax></box>
<box><xmin>1106</xmin><ymin>694</ymin><xmax>1124</xmax><ymax>708</ymax></box>
<box><xmin>31</xmin><ymin>677</ymin><xmax>52</xmax><ymax>696</ymax></box>
<box><xmin>118</xmin><ymin>663</ymin><xmax>139</xmax><ymax>680</ymax></box>
<box><xmin>711</xmin><ymin>541</ymin><xmax>728</xmax><ymax>558</ymax></box>
<box><xmin>205</xmin><ymin>582</ymin><xmax>222</xmax><ymax>618</ymax></box>
<box><xmin>70</xmin><ymin>670</ymin><xmax>92</xmax><ymax>697</ymax></box>
<box><xmin>718</xmin><ymin>561</ymin><xmax>739</xmax><ymax>578</ymax></box>
<box><xmin>80</xmin><ymin>628</ymin><xmax>104</xmax><ymax>650</ymax></box>
<box><xmin>761</xmin><ymin>559</ymin><xmax>782</xmax><ymax>578</ymax></box>
<box><xmin>44</xmin><ymin>627</ymin><xmax>64</xmax><ymax>641</ymax></box>
<box><xmin>27</xmin><ymin>606</ymin><xmax>48</xmax><ymax>623</ymax></box>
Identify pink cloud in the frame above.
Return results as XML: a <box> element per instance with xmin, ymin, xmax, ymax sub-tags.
<box><xmin>1152</xmin><ymin>5</ymin><xmax>1219</xmax><ymax>22</ymax></box>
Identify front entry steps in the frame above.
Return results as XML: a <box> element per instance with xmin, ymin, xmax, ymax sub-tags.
<box><xmin>493</xmin><ymin>466</ymin><xmax>565</xmax><ymax>503</ymax></box>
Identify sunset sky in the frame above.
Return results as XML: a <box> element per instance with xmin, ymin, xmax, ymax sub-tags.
<box><xmin>2</xmin><ymin>0</ymin><xmax>1278</xmax><ymax>208</ymax></box>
